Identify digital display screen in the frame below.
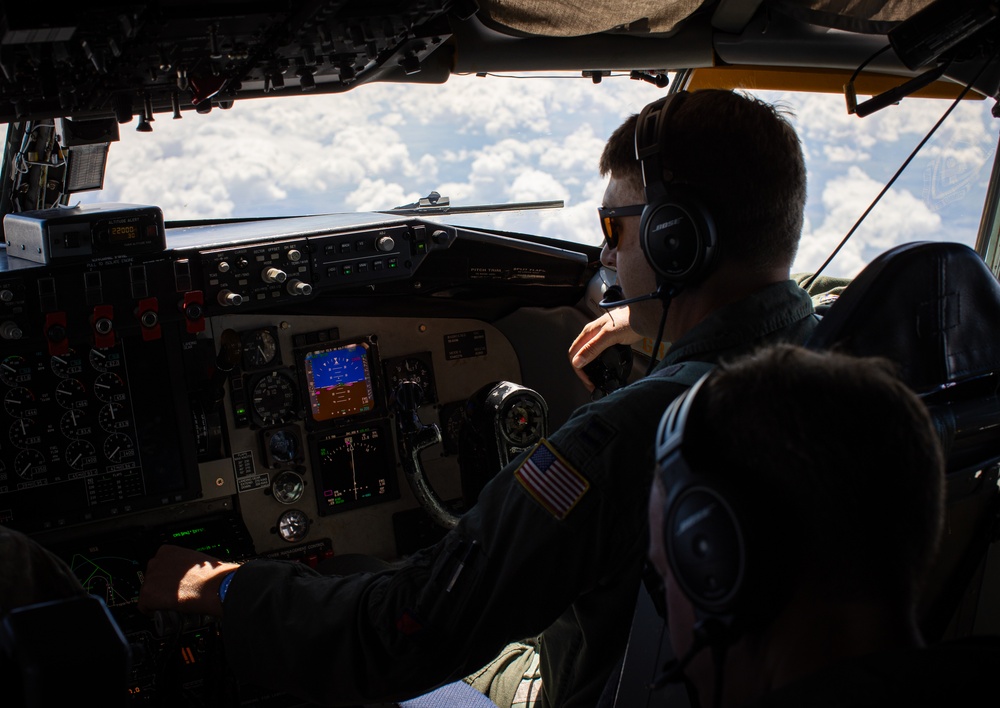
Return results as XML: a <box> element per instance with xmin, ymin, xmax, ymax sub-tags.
<box><xmin>303</xmin><ymin>342</ymin><xmax>376</xmax><ymax>422</ymax></box>
<box><xmin>108</xmin><ymin>223</ymin><xmax>139</xmax><ymax>242</ymax></box>
<box><xmin>311</xmin><ymin>422</ymin><xmax>399</xmax><ymax>515</ymax></box>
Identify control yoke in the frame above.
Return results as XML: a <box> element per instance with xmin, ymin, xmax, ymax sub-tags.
<box><xmin>392</xmin><ymin>381</ymin><xmax>459</xmax><ymax>529</ymax></box>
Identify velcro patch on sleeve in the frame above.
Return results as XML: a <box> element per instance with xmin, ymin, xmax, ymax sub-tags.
<box><xmin>514</xmin><ymin>439</ymin><xmax>589</xmax><ymax>520</ymax></box>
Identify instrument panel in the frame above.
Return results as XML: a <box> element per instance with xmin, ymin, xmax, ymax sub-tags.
<box><xmin>0</xmin><ymin>205</ymin><xmax>595</xmax><ymax>706</ymax></box>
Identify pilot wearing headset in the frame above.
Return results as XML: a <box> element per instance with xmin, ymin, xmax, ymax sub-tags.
<box><xmin>139</xmin><ymin>90</ymin><xmax>819</xmax><ymax>708</ymax></box>
<box><xmin>648</xmin><ymin>344</ymin><xmax>998</xmax><ymax>708</ymax></box>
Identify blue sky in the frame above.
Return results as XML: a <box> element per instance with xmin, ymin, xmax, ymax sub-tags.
<box><xmin>80</xmin><ymin>72</ymin><xmax>998</xmax><ymax>279</ymax></box>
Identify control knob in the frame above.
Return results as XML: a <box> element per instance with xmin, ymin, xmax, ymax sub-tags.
<box><xmin>262</xmin><ymin>267</ymin><xmax>288</xmax><ymax>284</ymax></box>
<box><xmin>217</xmin><ymin>290</ymin><xmax>244</xmax><ymax>307</ymax></box>
<box><xmin>1</xmin><ymin>321</ymin><xmax>22</xmax><ymax>340</ymax></box>
<box><xmin>376</xmin><ymin>236</ymin><xmax>395</xmax><ymax>252</ymax></box>
<box><xmin>286</xmin><ymin>279</ymin><xmax>313</xmax><ymax>296</ymax></box>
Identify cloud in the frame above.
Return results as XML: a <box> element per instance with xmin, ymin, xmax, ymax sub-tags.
<box><xmin>81</xmin><ymin>74</ymin><xmax>993</xmax><ymax>273</ymax></box>
<box><xmin>795</xmin><ymin>165</ymin><xmax>944</xmax><ymax>277</ymax></box>
<box><xmin>824</xmin><ymin>144</ymin><xmax>869</xmax><ymax>163</ymax></box>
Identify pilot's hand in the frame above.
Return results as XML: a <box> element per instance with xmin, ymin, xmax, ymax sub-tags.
<box><xmin>137</xmin><ymin>544</ymin><xmax>240</xmax><ymax>618</ymax></box>
<box><xmin>568</xmin><ymin>307</ymin><xmax>640</xmax><ymax>391</ymax></box>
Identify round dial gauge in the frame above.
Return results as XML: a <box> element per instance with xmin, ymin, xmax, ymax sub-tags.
<box><xmin>4</xmin><ymin>386</ymin><xmax>36</xmax><ymax>418</ymax></box>
<box><xmin>99</xmin><ymin>403</ymin><xmax>130</xmax><ymax>433</ymax></box>
<box><xmin>277</xmin><ymin>509</ymin><xmax>309</xmax><ymax>542</ymax></box>
<box><xmin>251</xmin><ymin>371</ymin><xmax>297</xmax><ymax>425</ymax></box>
<box><xmin>50</xmin><ymin>350</ymin><xmax>84</xmax><ymax>379</ymax></box>
<box><xmin>9</xmin><ymin>417</ymin><xmax>41</xmax><ymax>449</ymax></box>
<box><xmin>271</xmin><ymin>471</ymin><xmax>305</xmax><ymax>504</ymax></box>
<box><xmin>500</xmin><ymin>395</ymin><xmax>546</xmax><ymax>447</ymax></box>
<box><xmin>93</xmin><ymin>372</ymin><xmax>126</xmax><ymax>403</ymax></box>
<box><xmin>88</xmin><ymin>346</ymin><xmax>123</xmax><ymax>373</ymax></box>
<box><xmin>243</xmin><ymin>329</ymin><xmax>279</xmax><ymax>369</ymax></box>
<box><xmin>386</xmin><ymin>355</ymin><xmax>436</xmax><ymax>404</ymax></box>
<box><xmin>60</xmin><ymin>409</ymin><xmax>92</xmax><ymax>438</ymax></box>
<box><xmin>15</xmin><ymin>449</ymin><xmax>46</xmax><ymax>480</ymax></box>
<box><xmin>66</xmin><ymin>439</ymin><xmax>97</xmax><ymax>471</ymax></box>
<box><xmin>103</xmin><ymin>432</ymin><xmax>136</xmax><ymax>464</ymax></box>
<box><xmin>268</xmin><ymin>428</ymin><xmax>298</xmax><ymax>463</ymax></box>
<box><xmin>0</xmin><ymin>355</ymin><xmax>32</xmax><ymax>387</ymax></box>
<box><xmin>55</xmin><ymin>378</ymin><xmax>88</xmax><ymax>410</ymax></box>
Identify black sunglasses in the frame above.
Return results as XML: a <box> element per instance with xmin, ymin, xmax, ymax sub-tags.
<box><xmin>597</xmin><ymin>204</ymin><xmax>645</xmax><ymax>249</ymax></box>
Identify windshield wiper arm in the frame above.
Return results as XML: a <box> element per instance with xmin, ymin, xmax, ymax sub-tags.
<box><xmin>380</xmin><ymin>190</ymin><xmax>563</xmax><ymax>216</ymax></box>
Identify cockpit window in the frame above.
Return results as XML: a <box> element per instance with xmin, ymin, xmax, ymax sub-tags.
<box><xmin>76</xmin><ymin>73</ymin><xmax>997</xmax><ymax>280</ymax></box>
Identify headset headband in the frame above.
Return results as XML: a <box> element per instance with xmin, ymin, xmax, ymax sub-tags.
<box><xmin>635</xmin><ymin>92</ymin><xmax>688</xmax><ymax>202</ymax></box>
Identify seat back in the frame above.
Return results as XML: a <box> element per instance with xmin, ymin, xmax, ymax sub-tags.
<box><xmin>806</xmin><ymin>240</ymin><xmax>1000</xmax><ymax>640</ymax></box>
<box><xmin>1</xmin><ymin>594</ymin><xmax>131</xmax><ymax>708</ymax></box>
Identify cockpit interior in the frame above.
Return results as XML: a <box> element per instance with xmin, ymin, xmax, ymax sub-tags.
<box><xmin>2</xmin><ymin>1</ymin><xmax>1000</xmax><ymax>706</ymax></box>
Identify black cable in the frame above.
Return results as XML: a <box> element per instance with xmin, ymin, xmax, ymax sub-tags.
<box><xmin>850</xmin><ymin>44</ymin><xmax>892</xmax><ymax>84</ymax></box>
<box><xmin>711</xmin><ymin>642</ymin><xmax>729</xmax><ymax>708</ymax></box>
<box><xmin>801</xmin><ymin>54</ymin><xmax>996</xmax><ymax>290</ymax></box>
<box><xmin>646</xmin><ymin>293</ymin><xmax>672</xmax><ymax>376</ymax></box>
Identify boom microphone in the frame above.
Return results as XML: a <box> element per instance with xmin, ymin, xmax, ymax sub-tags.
<box><xmin>598</xmin><ymin>283</ymin><xmax>673</xmax><ymax>309</ymax></box>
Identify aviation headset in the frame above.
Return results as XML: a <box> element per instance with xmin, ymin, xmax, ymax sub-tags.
<box><xmin>654</xmin><ymin>372</ymin><xmax>747</xmax><ymax>627</ymax></box>
<box><xmin>655</xmin><ymin>371</ymin><xmax>795</xmax><ymax>657</ymax></box>
<box><xmin>635</xmin><ymin>91</ymin><xmax>718</xmax><ymax>288</ymax></box>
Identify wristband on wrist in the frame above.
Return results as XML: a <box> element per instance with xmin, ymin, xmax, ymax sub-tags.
<box><xmin>218</xmin><ymin>570</ymin><xmax>237</xmax><ymax>603</ymax></box>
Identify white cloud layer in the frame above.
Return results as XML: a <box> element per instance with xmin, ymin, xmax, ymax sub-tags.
<box><xmin>82</xmin><ymin>76</ymin><xmax>995</xmax><ymax>279</ymax></box>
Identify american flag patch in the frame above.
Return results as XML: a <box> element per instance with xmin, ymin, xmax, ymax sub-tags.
<box><xmin>515</xmin><ymin>440</ymin><xmax>589</xmax><ymax>520</ymax></box>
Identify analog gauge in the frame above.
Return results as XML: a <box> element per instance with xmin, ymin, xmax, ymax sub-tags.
<box><xmin>268</xmin><ymin>428</ymin><xmax>299</xmax><ymax>463</ymax></box>
<box><xmin>251</xmin><ymin>371</ymin><xmax>297</xmax><ymax>425</ymax></box>
<box><xmin>0</xmin><ymin>355</ymin><xmax>32</xmax><ymax>387</ymax></box>
<box><xmin>276</xmin><ymin>508</ymin><xmax>309</xmax><ymax>542</ymax></box>
<box><xmin>65</xmin><ymin>439</ymin><xmax>97</xmax><ymax>471</ymax></box>
<box><xmin>93</xmin><ymin>372</ymin><xmax>126</xmax><ymax>404</ymax></box>
<box><xmin>50</xmin><ymin>350</ymin><xmax>84</xmax><ymax>379</ymax></box>
<box><xmin>243</xmin><ymin>328</ymin><xmax>279</xmax><ymax>369</ymax></box>
<box><xmin>60</xmin><ymin>409</ymin><xmax>92</xmax><ymax>438</ymax></box>
<box><xmin>9</xmin><ymin>417</ymin><xmax>41</xmax><ymax>449</ymax></box>
<box><xmin>55</xmin><ymin>378</ymin><xmax>88</xmax><ymax>409</ymax></box>
<box><xmin>385</xmin><ymin>354</ymin><xmax>437</xmax><ymax>405</ymax></box>
<box><xmin>99</xmin><ymin>403</ymin><xmax>130</xmax><ymax>433</ymax></box>
<box><xmin>500</xmin><ymin>395</ymin><xmax>546</xmax><ymax>447</ymax></box>
<box><xmin>88</xmin><ymin>346</ymin><xmax>122</xmax><ymax>373</ymax></box>
<box><xmin>4</xmin><ymin>386</ymin><xmax>36</xmax><ymax>418</ymax></box>
<box><xmin>14</xmin><ymin>449</ymin><xmax>46</xmax><ymax>480</ymax></box>
<box><xmin>103</xmin><ymin>432</ymin><xmax>136</xmax><ymax>464</ymax></box>
<box><xmin>271</xmin><ymin>471</ymin><xmax>305</xmax><ymax>504</ymax></box>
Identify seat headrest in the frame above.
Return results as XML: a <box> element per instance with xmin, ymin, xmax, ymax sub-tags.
<box><xmin>807</xmin><ymin>241</ymin><xmax>1000</xmax><ymax>392</ymax></box>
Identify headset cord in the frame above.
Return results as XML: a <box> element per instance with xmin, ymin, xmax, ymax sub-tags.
<box><xmin>645</xmin><ymin>286</ymin><xmax>676</xmax><ymax>376</ymax></box>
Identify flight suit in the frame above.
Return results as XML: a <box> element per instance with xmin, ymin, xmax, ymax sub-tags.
<box><xmin>221</xmin><ymin>279</ymin><xmax>819</xmax><ymax>707</ymax></box>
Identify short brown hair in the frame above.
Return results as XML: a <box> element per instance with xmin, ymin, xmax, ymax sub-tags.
<box><xmin>601</xmin><ymin>90</ymin><xmax>806</xmax><ymax>273</ymax></box>
<box><xmin>677</xmin><ymin>344</ymin><xmax>945</xmax><ymax>613</ymax></box>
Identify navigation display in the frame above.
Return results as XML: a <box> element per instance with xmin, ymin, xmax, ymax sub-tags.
<box><xmin>302</xmin><ymin>338</ymin><xmax>379</xmax><ymax>423</ymax></box>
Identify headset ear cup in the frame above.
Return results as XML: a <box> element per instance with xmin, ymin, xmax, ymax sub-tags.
<box><xmin>663</xmin><ymin>485</ymin><xmax>745</xmax><ymax>615</ymax></box>
<box><xmin>640</xmin><ymin>185</ymin><xmax>717</xmax><ymax>287</ymax></box>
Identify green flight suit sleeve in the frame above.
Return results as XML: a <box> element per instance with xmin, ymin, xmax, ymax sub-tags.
<box><xmin>221</xmin><ymin>376</ymin><xmax>690</xmax><ymax>706</ymax></box>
